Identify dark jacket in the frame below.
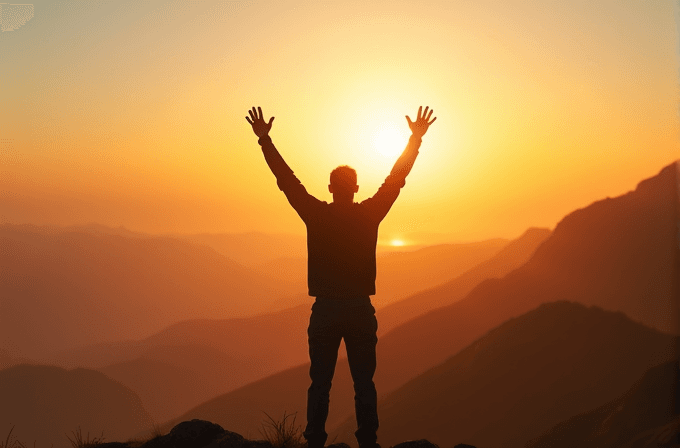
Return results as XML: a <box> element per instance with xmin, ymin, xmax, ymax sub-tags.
<box><xmin>259</xmin><ymin>134</ymin><xmax>421</xmax><ymax>298</ymax></box>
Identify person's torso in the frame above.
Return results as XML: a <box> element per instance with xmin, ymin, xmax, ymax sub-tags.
<box><xmin>304</xmin><ymin>202</ymin><xmax>380</xmax><ymax>297</ymax></box>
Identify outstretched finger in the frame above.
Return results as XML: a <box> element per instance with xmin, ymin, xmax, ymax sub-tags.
<box><xmin>416</xmin><ymin>106</ymin><xmax>422</xmax><ymax>120</ymax></box>
<box><xmin>428</xmin><ymin>116</ymin><xmax>437</xmax><ymax>125</ymax></box>
<box><xmin>258</xmin><ymin>106</ymin><xmax>263</xmax><ymax>120</ymax></box>
<box><xmin>422</xmin><ymin>106</ymin><xmax>430</xmax><ymax>121</ymax></box>
<box><xmin>246</xmin><ymin>116</ymin><xmax>253</xmax><ymax>125</ymax></box>
<box><xmin>426</xmin><ymin>108</ymin><xmax>434</xmax><ymax>120</ymax></box>
<box><xmin>268</xmin><ymin>116</ymin><xmax>275</xmax><ymax>126</ymax></box>
<box><xmin>406</xmin><ymin>115</ymin><xmax>413</xmax><ymax>126</ymax></box>
<box><xmin>249</xmin><ymin>108</ymin><xmax>257</xmax><ymax>121</ymax></box>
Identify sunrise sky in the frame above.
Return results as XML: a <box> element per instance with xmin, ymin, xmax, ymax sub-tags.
<box><xmin>1</xmin><ymin>0</ymin><xmax>679</xmax><ymax>244</ymax></box>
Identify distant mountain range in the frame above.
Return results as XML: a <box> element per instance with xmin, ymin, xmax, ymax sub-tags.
<box><xmin>375</xmin><ymin>227</ymin><xmax>551</xmax><ymax>333</ymax></box>
<box><xmin>171</xmin><ymin>231</ymin><xmax>307</xmax><ymax>267</ymax></box>
<box><xmin>50</xmin><ymin>305</ymin><xmax>312</xmax><ymax>423</ymax></box>
<box><xmin>0</xmin><ymin>224</ymin><xmax>302</xmax><ymax>358</ymax></box>
<box><xmin>41</xmin><ymin>230</ymin><xmax>540</xmax><ymax>424</ymax></box>
<box><xmin>155</xmin><ymin>161</ymin><xmax>678</xmax><ymax>443</ymax></box>
<box><xmin>1</xmin><ymin>161</ymin><xmax>676</xmax><ymax>446</ymax></box>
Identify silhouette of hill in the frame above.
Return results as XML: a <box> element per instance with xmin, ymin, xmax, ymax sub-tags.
<box><xmin>527</xmin><ymin>357</ymin><xmax>679</xmax><ymax>448</ymax></box>
<box><xmin>333</xmin><ymin>301</ymin><xmax>677</xmax><ymax>448</ymax></box>
<box><xmin>156</xmin><ymin>161</ymin><xmax>679</xmax><ymax>441</ymax></box>
<box><xmin>98</xmin><ymin>357</ymin><xmax>199</xmax><ymax>424</ymax></box>
<box><xmin>372</xmin><ymin>161</ymin><xmax>679</xmax><ymax>399</ymax></box>
<box><xmin>0</xmin><ymin>348</ymin><xmax>32</xmax><ymax>369</ymax></box>
<box><xmin>0</xmin><ymin>224</ymin><xmax>300</xmax><ymax>358</ymax></box>
<box><xmin>253</xmin><ymin>239</ymin><xmax>509</xmax><ymax>309</ymax></box>
<box><xmin>0</xmin><ymin>364</ymin><xmax>152</xmax><ymax>448</ymax></box>
<box><xmin>376</xmin><ymin>227</ymin><xmax>550</xmax><ymax>333</ymax></box>
<box><xmin>96</xmin><ymin>344</ymin><xmax>259</xmax><ymax>424</ymax></box>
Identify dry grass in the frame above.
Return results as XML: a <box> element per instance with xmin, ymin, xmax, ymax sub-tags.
<box><xmin>1</xmin><ymin>427</ymin><xmax>27</xmax><ymax>448</ymax></box>
<box><xmin>65</xmin><ymin>427</ymin><xmax>105</xmax><ymax>448</ymax></box>
<box><xmin>148</xmin><ymin>422</ymin><xmax>164</xmax><ymax>440</ymax></box>
<box><xmin>259</xmin><ymin>412</ymin><xmax>306</xmax><ymax>448</ymax></box>
<box><xmin>123</xmin><ymin>421</ymin><xmax>166</xmax><ymax>447</ymax></box>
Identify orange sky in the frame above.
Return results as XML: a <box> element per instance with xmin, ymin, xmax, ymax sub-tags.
<box><xmin>1</xmin><ymin>0</ymin><xmax>679</xmax><ymax>244</ymax></box>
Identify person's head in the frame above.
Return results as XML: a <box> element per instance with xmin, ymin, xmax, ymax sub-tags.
<box><xmin>328</xmin><ymin>165</ymin><xmax>359</xmax><ymax>203</ymax></box>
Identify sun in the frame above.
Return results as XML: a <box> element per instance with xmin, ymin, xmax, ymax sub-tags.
<box><xmin>373</xmin><ymin>124</ymin><xmax>408</xmax><ymax>158</ymax></box>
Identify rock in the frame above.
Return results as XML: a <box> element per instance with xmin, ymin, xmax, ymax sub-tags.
<box><xmin>202</xmin><ymin>429</ymin><xmax>249</xmax><ymax>448</ymax></box>
<box><xmin>392</xmin><ymin>441</ymin><xmax>439</xmax><ymax>448</ymax></box>
<box><xmin>246</xmin><ymin>440</ymin><xmax>274</xmax><ymax>448</ymax></box>
<box><xmin>143</xmin><ymin>419</ymin><xmax>226</xmax><ymax>448</ymax></box>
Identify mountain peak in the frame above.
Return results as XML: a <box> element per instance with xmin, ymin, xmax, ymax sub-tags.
<box><xmin>634</xmin><ymin>160</ymin><xmax>678</xmax><ymax>197</ymax></box>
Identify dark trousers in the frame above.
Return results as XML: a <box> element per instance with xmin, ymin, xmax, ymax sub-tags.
<box><xmin>303</xmin><ymin>297</ymin><xmax>379</xmax><ymax>448</ymax></box>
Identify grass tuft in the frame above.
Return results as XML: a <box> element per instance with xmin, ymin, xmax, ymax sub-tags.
<box><xmin>1</xmin><ymin>426</ymin><xmax>27</xmax><ymax>448</ymax></box>
<box><xmin>259</xmin><ymin>411</ymin><xmax>306</xmax><ymax>448</ymax></box>
<box><xmin>65</xmin><ymin>427</ymin><xmax>104</xmax><ymax>448</ymax></box>
<box><xmin>123</xmin><ymin>422</ymin><xmax>165</xmax><ymax>448</ymax></box>
<box><xmin>148</xmin><ymin>422</ymin><xmax>164</xmax><ymax>440</ymax></box>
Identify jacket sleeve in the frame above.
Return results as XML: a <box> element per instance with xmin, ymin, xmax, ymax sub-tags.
<box><xmin>361</xmin><ymin>135</ymin><xmax>421</xmax><ymax>222</ymax></box>
<box><xmin>258</xmin><ymin>135</ymin><xmax>321</xmax><ymax>222</ymax></box>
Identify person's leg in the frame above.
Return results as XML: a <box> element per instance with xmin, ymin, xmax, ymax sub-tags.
<box><xmin>304</xmin><ymin>300</ymin><xmax>342</xmax><ymax>448</ymax></box>
<box><xmin>343</xmin><ymin>303</ymin><xmax>379</xmax><ymax>448</ymax></box>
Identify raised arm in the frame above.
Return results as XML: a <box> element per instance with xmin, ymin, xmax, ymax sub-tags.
<box><xmin>390</xmin><ymin>106</ymin><xmax>436</xmax><ymax>180</ymax></box>
<box><xmin>246</xmin><ymin>106</ymin><xmax>320</xmax><ymax>220</ymax></box>
<box><xmin>362</xmin><ymin>106</ymin><xmax>436</xmax><ymax>221</ymax></box>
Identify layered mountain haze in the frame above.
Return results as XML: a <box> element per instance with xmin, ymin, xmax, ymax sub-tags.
<box><xmin>156</xmin><ymin>161</ymin><xmax>679</xmax><ymax>442</ymax></box>
<box><xmin>44</xmin><ymin>233</ymin><xmax>528</xmax><ymax>424</ymax></box>
<box><xmin>50</xmin><ymin>305</ymin><xmax>311</xmax><ymax>423</ymax></box>
<box><xmin>96</xmin><ymin>344</ymin><xmax>257</xmax><ymax>424</ymax></box>
<box><xmin>0</xmin><ymin>224</ymin><xmax>301</xmax><ymax>358</ymax></box>
<box><xmin>527</xmin><ymin>357</ymin><xmax>679</xmax><ymax>448</ymax></box>
<box><xmin>376</xmin><ymin>227</ymin><xmax>551</xmax><ymax>333</ymax></box>
<box><xmin>174</xmin><ymin>232</ymin><xmax>307</xmax><ymax>267</ymax></box>
<box><xmin>334</xmin><ymin>301</ymin><xmax>677</xmax><ymax>448</ymax></box>
<box><xmin>51</xmin><ymin>305</ymin><xmax>310</xmax><ymax>370</ymax></box>
<box><xmin>0</xmin><ymin>364</ymin><xmax>153</xmax><ymax>448</ymax></box>
<box><xmin>30</xmin><ymin>228</ymin><xmax>539</xmax><ymax>428</ymax></box>
<box><xmin>374</xmin><ymin>161</ymin><xmax>680</xmax><ymax>397</ymax></box>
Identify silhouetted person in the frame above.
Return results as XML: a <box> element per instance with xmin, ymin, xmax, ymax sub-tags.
<box><xmin>246</xmin><ymin>106</ymin><xmax>436</xmax><ymax>448</ymax></box>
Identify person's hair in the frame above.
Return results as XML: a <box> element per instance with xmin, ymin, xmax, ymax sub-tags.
<box><xmin>329</xmin><ymin>165</ymin><xmax>357</xmax><ymax>191</ymax></box>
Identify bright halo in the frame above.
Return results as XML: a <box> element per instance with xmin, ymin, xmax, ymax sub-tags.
<box><xmin>390</xmin><ymin>239</ymin><xmax>405</xmax><ymax>247</ymax></box>
<box><xmin>373</xmin><ymin>124</ymin><xmax>407</xmax><ymax>158</ymax></box>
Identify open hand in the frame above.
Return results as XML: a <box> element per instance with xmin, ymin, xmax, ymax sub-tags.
<box><xmin>406</xmin><ymin>106</ymin><xmax>436</xmax><ymax>138</ymax></box>
<box><xmin>245</xmin><ymin>106</ymin><xmax>274</xmax><ymax>138</ymax></box>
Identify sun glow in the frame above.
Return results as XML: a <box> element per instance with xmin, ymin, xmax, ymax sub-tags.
<box><xmin>390</xmin><ymin>239</ymin><xmax>406</xmax><ymax>246</ymax></box>
<box><xmin>373</xmin><ymin>124</ymin><xmax>408</xmax><ymax>158</ymax></box>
